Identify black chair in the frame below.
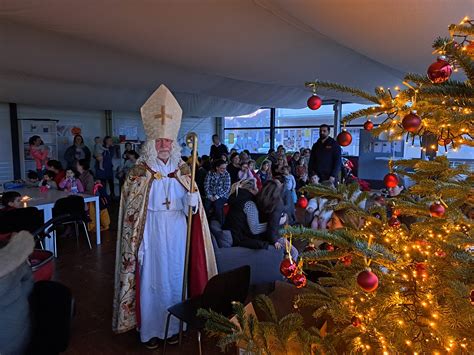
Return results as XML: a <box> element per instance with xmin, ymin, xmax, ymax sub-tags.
<box><xmin>0</xmin><ymin>207</ymin><xmax>46</xmax><ymax>247</ymax></box>
<box><xmin>163</xmin><ymin>265</ymin><xmax>251</xmax><ymax>355</ymax></box>
<box><xmin>29</xmin><ymin>280</ymin><xmax>75</xmax><ymax>354</ymax></box>
<box><xmin>52</xmin><ymin>195</ymin><xmax>92</xmax><ymax>252</ymax></box>
<box><xmin>0</xmin><ymin>207</ymin><xmax>44</xmax><ymax>233</ymax></box>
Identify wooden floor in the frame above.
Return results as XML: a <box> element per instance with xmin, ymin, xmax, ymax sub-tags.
<box><xmin>53</xmin><ymin>203</ymin><xmax>223</xmax><ymax>355</ymax></box>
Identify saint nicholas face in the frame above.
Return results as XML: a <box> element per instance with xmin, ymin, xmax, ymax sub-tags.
<box><xmin>155</xmin><ymin>138</ymin><xmax>173</xmax><ymax>161</ymax></box>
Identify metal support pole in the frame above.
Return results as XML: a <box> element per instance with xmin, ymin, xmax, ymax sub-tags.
<box><xmin>215</xmin><ymin>117</ymin><xmax>224</xmax><ymax>139</ymax></box>
<box><xmin>333</xmin><ymin>100</ymin><xmax>342</xmax><ymax>138</ymax></box>
<box><xmin>270</xmin><ymin>108</ymin><xmax>276</xmax><ymax>151</ymax></box>
<box><xmin>105</xmin><ymin>110</ymin><xmax>113</xmax><ymax>136</ymax></box>
<box><xmin>9</xmin><ymin>103</ymin><xmax>21</xmax><ymax>179</ymax></box>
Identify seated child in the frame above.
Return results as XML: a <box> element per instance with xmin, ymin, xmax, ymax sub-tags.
<box><xmin>59</xmin><ymin>169</ymin><xmax>84</xmax><ymax>193</ymax></box>
<box><xmin>1</xmin><ymin>191</ymin><xmax>22</xmax><ymax>212</ymax></box>
<box><xmin>306</xmin><ymin>179</ymin><xmax>334</xmax><ymax>230</ymax></box>
<box><xmin>38</xmin><ymin>171</ymin><xmax>58</xmax><ymax>190</ymax></box>
<box><xmin>25</xmin><ymin>171</ymin><xmax>40</xmax><ymax>187</ymax></box>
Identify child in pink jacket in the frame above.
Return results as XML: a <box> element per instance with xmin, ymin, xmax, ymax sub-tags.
<box><xmin>29</xmin><ymin>135</ymin><xmax>49</xmax><ymax>174</ymax></box>
<box><xmin>59</xmin><ymin>169</ymin><xmax>84</xmax><ymax>193</ymax></box>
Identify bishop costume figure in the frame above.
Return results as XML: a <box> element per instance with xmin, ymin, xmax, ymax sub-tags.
<box><xmin>112</xmin><ymin>85</ymin><xmax>217</xmax><ymax>347</ymax></box>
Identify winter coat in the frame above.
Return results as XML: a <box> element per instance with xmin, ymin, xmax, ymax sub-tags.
<box><xmin>95</xmin><ymin>147</ymin><xmax>114</xmax><ymax>179</ymax></box>
<box><xmin>0</xmin><ymin>232</ymin><xmax>35</xmax><ymax>355</ymax></box>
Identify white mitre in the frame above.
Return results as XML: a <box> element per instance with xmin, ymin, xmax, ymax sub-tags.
<box><xmin>141</xmin><ymin>84</ymin><xmax>183</xmax><ymax>141</ymax></box>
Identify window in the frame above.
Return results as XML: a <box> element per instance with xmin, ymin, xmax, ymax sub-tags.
<box><xmin>224</xmin><ymin>109</ymin><xmax>271</xmax><ymax>154</ymax></box>
<box><xmin>224</xmin><ymin>109</ymin><xmax>270</xmax><ymax>128</ymax></box>
<box><xmin>223</xmin><ymin>103</ymin><xmax>381</xmax><ymax>157</ymax></box>
<box><xmin>274</xmin><ymin>105</ymin><xmax>335</xmax><ymax>151</ymax></box>
<box><xmin>275</xmin><ymin>106</ymin><xmax>334</xmax><ymax>127</ymax></box>
<box><xmin>224</xmin><ymin>129</ymin><xmax>271</xmax><ymax>154</ymax></box>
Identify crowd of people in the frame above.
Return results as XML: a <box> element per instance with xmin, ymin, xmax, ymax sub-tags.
<box><xmin>26</xmin><ymin>134</ymin><xmax>142</xmax><ymax>198</ymax></box>
<box><xmin>5</xmin><ymin>127</ymin><xmax>348</xmax><ymax>248</ymax></box>
<box><xmin>188</xmin><ymin>127</ymin><xmax>344</xmax><ymax>255</ymax></box>
<box><xmin>1</xmin><ymin>134</ymin><xmax>144</xmax><ymax>231</ymax></box>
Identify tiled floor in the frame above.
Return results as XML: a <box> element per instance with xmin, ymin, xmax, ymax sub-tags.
<box><xmin>53</xmin><ymin>205</ymin><xmax>224</xmax><ymax>355</ymax></box>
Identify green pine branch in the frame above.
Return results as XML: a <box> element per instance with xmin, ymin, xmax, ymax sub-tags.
<box><xmin>305</xmin><ymin>80</ymin><xmax>380</xmax><ymax>103</ymax></box>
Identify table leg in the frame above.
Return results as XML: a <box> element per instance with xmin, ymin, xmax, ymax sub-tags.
<box><xmin>42</xmin><ymin>207</ymin><xmax>57</xmax><ymax>257</ymax></box>
<box><xmin>95</xmin><ymin>197</ymin><xmax>101</xmax><ymax>245</ymax></box>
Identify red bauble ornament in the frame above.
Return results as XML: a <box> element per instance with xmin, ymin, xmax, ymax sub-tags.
<box><xmin>435</xmin><ymin>249</ymin><xmax>446</xmax><ymax>258</ymax></box>
<box><xmin>357</xmin><ymin>269</ymin><xmax>379</xmax><ymax>292</ymax></box>
<box><xmin>280</xmin><ymin>258</ymin><xmax>297</xmax><ymax>278</ymax></box>
<box><xmin>320</xmin><ymin>242</ymin><xmax>334</xmax><ymax>251</ymax></box>
<box><xmin>427</xmin><ymin>56</ymin><xmax>453</xmax><ymax>83</ymax></box>
<box><xmin>402</xmin><ymin>111</ymin><xmax>422</xmax><ymax>133</ymax></box>
<box><xmin>383</xmin><ymin>173</ymin><xmax>399</xmax><ymax>188</ymax></box>
<box><xmin>291</xmin><ymin>273</ymin><xmax>307</xmax><ymax>288</ymax></box>
<box><xmin>297</xmin><ymin>195</ymin><xmax>308</xmax><ymax>209</ymax></box>
<box><xmin>388</xmin><ymin>216</ymin><xmax>401</xmax><ymax>228</ymax></box>
<box><xmin>430</xmin><ymin>202</ymin><xmax>446</xmax><ymax>218</ymax></box>
<box><xmin>415</xmin><ymin>262</ymin><xmax>428</xmax><ymax>279</ymax></box>
<box><xmin>351</xmin><ymin>316</ymin><xmax>362</xmax><ymax>327</ymax></box>
<box><xmin>465</xmin><ymin>42</ymin><xmax>474</xmax><ymax>56</ymax></box>
<box><xmin>363</xmin><ymin>120</ymin><xmax>374</xmax><ymax>131</ymax></box>
<box><xmin>337</xmin><ymin>130</ymin><xmax>352</xmax><ymax>147</ymax></box>
<box><xmin>341</xmin><ymin>255</ymin><xmax>352</xmax><ymax>266</ymax></box>
<box><xmin>307</xmin><ymin>94</ymin><xmax>322</xmax><ymax>110</ymax></box>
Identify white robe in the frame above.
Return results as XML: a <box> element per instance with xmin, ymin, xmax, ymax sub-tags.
<box><xmin>138</xmin><ymin>158</ymin><xmax>188</xmax><ymax>342</ymax></box>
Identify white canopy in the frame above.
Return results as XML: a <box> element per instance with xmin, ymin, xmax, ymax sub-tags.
<box><xmin>0</xmin><ymin>0</ymin><xmax>470</xmax><ymax>116</ymax></box>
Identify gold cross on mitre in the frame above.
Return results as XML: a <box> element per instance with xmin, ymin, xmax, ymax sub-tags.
<box><xmin>154</xmin><ymin>105</ymin><xmax>173</xmax><ymax>126</ymax></box>
<box><xmin>140</xmin><ymin>84</ymin><xmax>183</xmax><ymax>141</ymax></box>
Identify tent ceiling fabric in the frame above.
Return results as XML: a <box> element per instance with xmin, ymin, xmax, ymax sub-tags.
<box><xmin>0</xmin><ymin>0</ymin><xmax>470</xmax><ymax>116</ymax></box>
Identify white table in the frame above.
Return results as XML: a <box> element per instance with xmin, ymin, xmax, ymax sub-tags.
<box><xmin>14</xmin><ymin>187</ymin><xmax>101</xmax><ymax>256</ymax></box>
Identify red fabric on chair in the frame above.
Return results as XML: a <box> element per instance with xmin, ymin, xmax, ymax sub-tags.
<box><xmin>30</xmin><ymin>249</ymin><xmax>55</xmax><ymax>282</ymax></box>
<box><xmin>223</xmin><ymin>203</ymin><xmax>230</xmax><ymax>216</ymax></box>
<box><xmin>188</xmin><ymin>213</ymin><xmax>208</xmax><ymax>298</ymax></box>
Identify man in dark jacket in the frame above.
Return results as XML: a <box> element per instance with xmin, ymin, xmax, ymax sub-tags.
<box><xmin>308</xmin><ymin>124</ymin><xmax>342</xmax><ymax>183</ymax></box>
<box><xmin>209</xmin><ymin>134</ymin><xmax>229</xmax><ymax>161</ymax></box>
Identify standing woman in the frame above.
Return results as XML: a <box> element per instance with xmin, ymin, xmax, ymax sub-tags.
<box><xmin>29</xmin><ymin>135</ymin><xmax>49</xmax><ymax>178</ymax></box>
<box><xmin>95</xmin><ymin>136</ymin><xmax>115</xmax><ymax>199</ymax></box>
<box><xmin>64</xmin><ymin>134</ymin><xmax>91</xmax><ymax>170</ymax></box>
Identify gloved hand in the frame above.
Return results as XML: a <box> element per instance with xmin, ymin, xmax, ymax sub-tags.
<box><xmin>186</xmin><ymin>192</ymin><xmax>199</xmax><ymax>208</ymax></box>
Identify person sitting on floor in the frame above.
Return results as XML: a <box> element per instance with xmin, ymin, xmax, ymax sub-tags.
<box><xmin>238</xmin><ymin>161</ymin><xmax>255</xmax><ymax>182</ymax></box>
<box><xmin>257</xmin><ymin>159</ymin><xmax>272</xmax><ymax>185</ymax></box>
<box><xmin>305</xmin><ymin>178</ymin><xmax>333</xmax><ymax>230</ymax></box>
<box><xmin>204</xmin><ymin>159</ymin><xmax>231</xmax><ymax>226</ymax></box>
<box><xmin>248</xmin><ymin>159</ymin><xmax>262</xmax><ymax>191</ymax></box>
<box><xmin>59</xmin><ymin>169</ymin><xmax>84</xmax><ymax>194</ymax></box>
<box><xmin>38</xmin><ymin>171</ymin><xmax>58</xmax><ymax>190</ymax></box>
<box><xmin>0</xmin><ymin>191</ymin><xmax>22</xmax><ymax>212</ymax></box>
<box><xmin>226</xmin><ymin>152</ymin><xmax>241</xmax><ymax>184</ymax></box>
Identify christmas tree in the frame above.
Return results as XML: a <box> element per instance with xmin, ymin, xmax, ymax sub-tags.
<box><xmin>200</xmin><ymin>19</ymin><xmax>474</xmax><ymax>353</ymax></box>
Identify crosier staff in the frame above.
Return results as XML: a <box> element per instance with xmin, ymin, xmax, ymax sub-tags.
<box><xmin>182</xmin><ymin>132</ymin><xmax>198</xmax><ymax>302</ymax></box>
